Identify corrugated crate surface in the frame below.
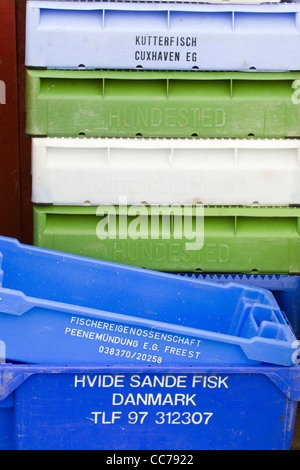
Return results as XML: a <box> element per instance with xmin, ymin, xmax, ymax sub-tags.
<box><xmin>33</xmin><ymin>205</ymin><xmax>300</xmax><ymax>274</ymax></box>
<box><xmin>31</xmin><ymin>137</ymin><xmax>300</xmax><ymax>206</ymax></box>
<box><xmin>26</xmin><ymin>70</ymin><xmax>300</xmax><ymax>138</ymax></box>
<box><xmin>25</xmin><ymin>1</ymin><xmax>300</xmax><ymax>71</ymax></box>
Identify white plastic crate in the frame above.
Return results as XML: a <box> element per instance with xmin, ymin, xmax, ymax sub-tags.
<box><xmin>31</xmin><ymin>137</ymin><xmax>300</xmax><ymax>207</ymax></box>
<box><xmin>25</xmin><ymin>1</ymin><xmax>300</xmax><ymax>71</ymax></box>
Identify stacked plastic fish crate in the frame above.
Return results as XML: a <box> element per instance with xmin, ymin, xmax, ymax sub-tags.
<box><xmin>16</xmin><ymin>0</ymin><xmax>300</xmax><ymax>450</ymax></box>
<box><xmin>26</xmin><ymin>0</ymin><xmax>300</xmax><ymax>334</ymax></box>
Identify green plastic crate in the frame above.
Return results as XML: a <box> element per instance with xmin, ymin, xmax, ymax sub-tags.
<box><xmin>33</xmin><ymin>205</ymin><xmax>300</xmax><ymax>274</ymax></box>
<box><xmin>26</xmin><ymin>69</ymin><xmax>300</xmax><ymax>138</ymax></box>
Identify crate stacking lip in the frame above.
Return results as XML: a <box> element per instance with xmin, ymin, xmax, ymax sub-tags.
<box><xmin>0</xmin><ymin>364</ymin><xmax>299</xmax><ymax>450</ymax></box>
<box><xmin>33</xmin><ymin>205</ymin><xmax>300</xmax><ymax>274</ymax></box>
<box><xmin>25</xmin><ymin>70</ymin><xmax>300</xmax><ymax>139</ymax></box>
<box><xmin>0</xmin><ymin>236</ymin><xmax>298</xmax><ymax>367</ymax></box>
<box><xmin>25</xmin><ymin>1</ymin><xmax>300</xmax><ymax>71</ymax></box>
<box><xmin>31</xmin><ymin>137</ymin><xmax>300</xmax><ymax>207</ymax></box>
<box><xmin>175</xmin><ymin>273</ymin><xmax>300</xmax><ymax>339</ymax></box>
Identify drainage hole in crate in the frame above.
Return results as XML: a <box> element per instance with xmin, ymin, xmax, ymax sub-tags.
<box><xmin>78</xmin><ymin>132</ymin><xmax>86</xmax><ymax>136</ymax></box>
<box><xmin>191</xmin><ymin>133</ymin><xmax>198</xmax><ymax>137</ymax></box>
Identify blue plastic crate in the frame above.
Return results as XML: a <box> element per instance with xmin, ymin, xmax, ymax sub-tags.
<box><xmin>0</xmin><ymin>236</ymin><xmax>299</xmax><ymax>366</ymax></box>
<box><xmin>25</xmin><ymin>1</ymin><xmax>300</xmax><ymax>71</ymax></box>
<box><xmin>176</xmin><ymin>273</ymin><xmax>300</xmax><ymax>339</ymax></box>
<box><xmin>0</xmin><ymin>363</ymin><xmax>299</xmax><ymax>450</ymax></box>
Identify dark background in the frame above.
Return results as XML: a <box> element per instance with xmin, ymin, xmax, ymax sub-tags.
<box><xmin>0</xmin><ymin>0</ymin><xmax>32</xmax><ymax>244</ymax></box>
